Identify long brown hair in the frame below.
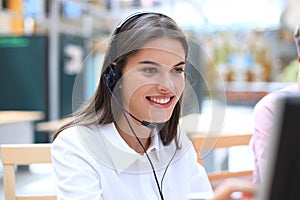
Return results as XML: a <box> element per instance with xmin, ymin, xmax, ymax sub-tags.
<box><xmin>52</xmin><ymin>12</ymin><xmax>189</xmax><ymax>146</ymax></box>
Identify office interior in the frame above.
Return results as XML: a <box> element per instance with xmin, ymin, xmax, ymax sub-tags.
<box><xmin>0</xmin><ymin>0</ymin><xmax>300</xmax><ymax>198</ymax></box>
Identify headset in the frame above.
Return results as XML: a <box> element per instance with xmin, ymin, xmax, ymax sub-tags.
<box><xmin>102</xmin><ymin>12</ymin><xmax>180</xmax><ymax>200</ymax></box>
<box><xmin>103</xmin><ymin>11</ymin><xmax>172</xmax><ymax>129</ymax></box>
<box><xmin>103</xmin><ymin>11</ymin><xmax>171</xmax><ymax>92</ymax></box>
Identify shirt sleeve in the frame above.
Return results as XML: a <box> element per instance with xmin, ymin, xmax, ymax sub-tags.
<box><xmin>51</xmin><ymin>127</ymin><xmax>103</xmax><ymax>200</ymax></box>
<box><xmin>250</xmin><ymin>93</ymin><xmax>276</xmax><ymax>184</ymax></box>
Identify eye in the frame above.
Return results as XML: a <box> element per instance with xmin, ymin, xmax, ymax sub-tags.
<box><xmin>143</xmin><ymin>67</ymin><xmax>157</xmax><ymax>74</ymax></box>
<box><xmin>172</xmin><ymin>67</ymin><xmax>185</xmax><ymax>74</ymax></box>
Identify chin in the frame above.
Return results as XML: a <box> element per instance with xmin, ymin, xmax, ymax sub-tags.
<box><xmin>150</xmin><ymin>113</ymin><xmax>172</xmax><ymax>123</ymax></box>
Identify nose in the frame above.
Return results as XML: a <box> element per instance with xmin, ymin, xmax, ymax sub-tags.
<box><xmin>156</xmin><ymin>73</ymin><xmax>175</xmax><ymax>93</ymax></box>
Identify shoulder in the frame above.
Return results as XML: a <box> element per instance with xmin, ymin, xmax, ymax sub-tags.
<box><xmin>176</xmin><ymin>128</ymin><xmax>198</xmax><ymax>160</ymax></box>
<box><xmin>280</xmin><ymin>84</ymin><xmax>298</xmax><ymax>92</ymax></box>
<box><xmin>51</xmin><ymin>126</ymin><xmax>90</xmax><ymax>153</ymax></box>
<box><xmin>254</xmin><ymin>84</ymin><xmax>298</xmax><ymax>114</ymax></box>
<box><xmin>51</xmin><ymin>124</ymin><xmax>105</xmax><ymax>155</ymax></box>
<box><xmin>53</xmin><ymin>125</ymin><xmax>95</xmax><ymax>143</ymax></box>
<box><xmin>177</xmin><ymin>127</ymin><xmax>193</xmax><ymax>148</ymax></box>
<box><xmin>52</xmin><ymin>123</ymin><xmax>117</xmax><ymax>166</ymax></box>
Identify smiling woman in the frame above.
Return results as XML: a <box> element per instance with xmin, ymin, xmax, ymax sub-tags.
<box><xmin>120</xmin><ymin>37</ymin><xmax>186</xmax><ymax>125</ymax></box>
<box><xmin>51</xmin><ymin>12</ymin><xmax>213</xmax><ymax>200</ymax></box>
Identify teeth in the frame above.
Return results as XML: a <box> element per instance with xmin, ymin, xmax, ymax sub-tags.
<box><xmin>150</xmin><ymin>97</ymin><xmax>171</xmax><ymax>104</ymax></box>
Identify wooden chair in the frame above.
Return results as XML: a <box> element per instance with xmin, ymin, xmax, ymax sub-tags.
<box><xmin>1</xmin><ymin>143</ymin><xmax>56</xmax><ymax>200</ymax></box>
<box><xmin>190</xmin><ymin>134</ymin><xmax>253</xmax><ymax>183</ymax></box>
<box><xmin>1</xmin><ymin>135</ymin><xmax>252</xmax><ymax>198</ymax></box>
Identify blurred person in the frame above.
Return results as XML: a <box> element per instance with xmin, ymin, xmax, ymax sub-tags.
<box><xmin>250</xmin><ymin>24</ymin><xmax>300</xmax><ymax>184</ymax></box>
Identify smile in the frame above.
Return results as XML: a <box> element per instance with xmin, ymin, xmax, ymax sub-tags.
<box><xmin>146</xmin><ymin>96</ymin><xmax>174</xmax><ymax>105</ymax></box>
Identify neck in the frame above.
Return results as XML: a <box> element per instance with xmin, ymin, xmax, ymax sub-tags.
<box><xmin>115</xmin><ymin>117</ymin><xmax>154</xmax><ymax>154</ymax></box>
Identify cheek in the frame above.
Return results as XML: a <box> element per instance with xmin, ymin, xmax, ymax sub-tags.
<box><xmin>174</xmin><ymin>78</ymin><xmax>186</xmax><ymax>97</ymax></box>
<box><xmin>121</xmin><ymin>80</ymin><xmax>148</xmax><ymax>105</ymax></box>
<box><xmin>121</xmin><ymin>87</ymin><xmax>135</xmax><ymax>106</ymax></box>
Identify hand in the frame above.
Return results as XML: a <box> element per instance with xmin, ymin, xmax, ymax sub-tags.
<box><xmin>294</xmin><ymin>24</ymin><xmax>300</xmax><ymax>56</ymax></box>
<box><xmin>211</xmin><ymin>178</ymin><xmax>256</xmax><ymax>200</ymax></box>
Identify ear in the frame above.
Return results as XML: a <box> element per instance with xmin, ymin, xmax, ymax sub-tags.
<box><xmin>107</xmin><ymin>63</ymin><xmax>121</xmax><ymax>90</ymax></box>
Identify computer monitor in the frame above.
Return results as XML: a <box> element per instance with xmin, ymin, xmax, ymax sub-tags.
<box><xmin>257</xmin><ymin>93</ymin><xmax>300</xmax><ymax>200</ymax></box>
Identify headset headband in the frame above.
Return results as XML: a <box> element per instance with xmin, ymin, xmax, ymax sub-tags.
<box><xmin>109</xmin><ymin>12</ymin><xmax>171</xmax><ymax>66</ymax></box>
<box><xmin>114</xmin><ymin>11</ymin><xmax>170</xmax><ymax>35</ymax></box>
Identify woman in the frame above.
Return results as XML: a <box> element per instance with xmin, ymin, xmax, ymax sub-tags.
<box><xmin>51</xmin><ymin>12</ymin><xmax>213</xmax><ymax>200</ymax></box>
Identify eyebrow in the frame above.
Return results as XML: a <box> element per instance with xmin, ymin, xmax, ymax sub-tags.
<box><xmin>139</xmin><ymin>60</ymin><xmax>186</xmax><ymax>68</ymax></box>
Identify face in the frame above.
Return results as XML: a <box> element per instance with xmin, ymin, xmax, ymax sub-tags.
<box><xmin>119</xmin><ymin>37</ymin><xmax>186</xmax><ymax>123</ymax></box>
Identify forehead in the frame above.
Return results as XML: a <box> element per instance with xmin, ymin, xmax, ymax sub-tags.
<box><xmin>142</xmin><ymin>37</ymin><xmax>185</xmax><ymax>56</ymax></box>
<box><xmin>128</xmin><ymin>37</ymin><xmax>186</xmax><ymax>64</ymax></box>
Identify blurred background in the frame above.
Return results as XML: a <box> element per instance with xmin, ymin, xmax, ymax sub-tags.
<box><xmin>1</xmin><ymin>0</ymin><xmax>300</xmax><ymax>143</ymax></box>
<box><xmin>1</xmin><ymin>0</ymin><xmax>300</xmax><ymax>197</ymax></box>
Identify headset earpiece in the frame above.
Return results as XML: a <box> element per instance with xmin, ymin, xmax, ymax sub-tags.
<box><xmin>104</xmin><ymin>63</ymin><xmax>121</xmax><ymax>92</ymax></box>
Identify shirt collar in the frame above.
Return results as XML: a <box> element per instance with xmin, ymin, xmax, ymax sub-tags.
<box><xmin>101</xmin><ymin>123</ymin><xmax>162</xmax><ymax>173</ymax></box>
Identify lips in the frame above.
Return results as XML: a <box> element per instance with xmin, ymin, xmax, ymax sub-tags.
<box><xmin>146</xmin><ymin>96</ymin><xmax>174</xmax><ymax>106</ymax></box>
<box><xmin>149</xmin><ymin>97</ymin><xmax>171</xmax><ymax>104</ymax></box>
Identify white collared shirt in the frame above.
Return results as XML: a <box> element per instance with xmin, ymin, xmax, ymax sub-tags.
<box><xmin>51</xmin><ymin>123</ymin><xmax>213</xmax><ymax>200</ymax></box>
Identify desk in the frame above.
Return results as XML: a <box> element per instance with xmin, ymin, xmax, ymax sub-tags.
<box><xmin>35</xmin><ymin>117</ymin><xmax>73</xmax><ymax>133</ymax></box>
<box><xmin>180</xmin><ymin>106</ymin><xmax>254</xmax><ymax>136</ymax></box>
<box><xmin>0</xmin><ymin>111</ymin><xmax>44</xmax><ymax>144</ymax></box>
<box><xmin>180</xmin><ymin>105</ymin><xmax>254</xmax><ymax>173</ymax></box>
<box><xmin>190</xmin><ymin>134</ymin><xmax>252</xmax><ymax>151</ymax></box>
<box><xmin>0</xmin><ymin>111</ymin><xmax>44</xmax><ymax>125</ymax></box>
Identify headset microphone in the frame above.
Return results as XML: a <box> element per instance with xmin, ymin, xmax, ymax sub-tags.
<box><xmin>104</xmin><ymin>72</ymin><xmax>157</xmax><ymax>130</ymax></box>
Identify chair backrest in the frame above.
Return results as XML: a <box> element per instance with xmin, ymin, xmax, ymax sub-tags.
<box><xmin>1</xmin><ymin>136</ymin><xmax>252</xmax><ymax>198</ymax></box>
<box><xmin>190</xmin><ymin>134</ymin><xmax>253</xmax><ymax>182</ymax></box>
<box><xmin>1</xmin><ymin>143</ymin><xmax>56</xmax><ymax>200</ymax></box>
